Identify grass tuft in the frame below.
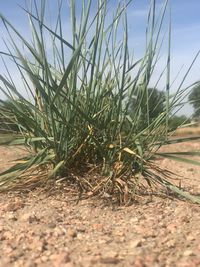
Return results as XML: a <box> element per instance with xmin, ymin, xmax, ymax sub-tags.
<box><xmin>0</xmin><ymin>0</ymin><xmax>200</xmax><ymax>204</ymax></box>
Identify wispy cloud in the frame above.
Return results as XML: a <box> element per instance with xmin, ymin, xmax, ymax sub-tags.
<box><xmin>130</xmin><ymin>8</ymin><xmax>148</xmax><ymax>18</ymax></box>
<box><xmin>174</xmin><ymin>23</ymin><xmax>200</xmax><ymax>35</ymax></box>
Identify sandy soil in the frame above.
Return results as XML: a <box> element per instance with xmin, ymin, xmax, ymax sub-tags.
<box><xmin>0</xmin><ymin>141</ymin><xmax>200</xmax><ymax>267</ymax></box>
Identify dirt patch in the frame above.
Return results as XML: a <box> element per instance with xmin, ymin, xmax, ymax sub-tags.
<box><xmin>0</xmin><ymin>146</ymin><xmax>28</xmax><ymax>173</ymax></box>
<box><xmin>173</xmin><ymin>126</ymin><xmax>200</xmax><ymax>136</ymax></box>
<box><xmin>0</xmin><ymin>142</ymin><xmax>200</xmax><ymax>267</ymax></box>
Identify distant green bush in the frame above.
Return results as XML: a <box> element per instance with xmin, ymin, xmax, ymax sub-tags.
<box><xmin>169</xmin><ymin>115</ymin><xmax>190</xmax><ymax>131</ymax></box>
<box><xmin>129</xmin><ymin>87</ymin><xmax>165</xmax><ymax>130</ymax></box>
<box><xmin>0</xmin><ymin>100</ymin><xmax>19</xmax><ymax>133</ymax></box>
<box><xmin>189</xmin><ymin>82</ymin><xmax>200</xmax><ymax>119</ymax></box>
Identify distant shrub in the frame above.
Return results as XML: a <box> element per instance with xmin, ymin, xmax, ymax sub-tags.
<box><xmin>0</xmin><ymin>100</ymin><xmax>19</xmax><ymax>133</ymax></box>
<box><xmin>169</xmin><ymin>115</ymin><xmax>190</xmax><ymax>131</ymax></box>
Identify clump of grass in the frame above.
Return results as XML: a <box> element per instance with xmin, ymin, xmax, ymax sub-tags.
<box><xmin>0</xmin><ymin>0</ymin><xmax>200</xmax><ymax>203</ymax></box>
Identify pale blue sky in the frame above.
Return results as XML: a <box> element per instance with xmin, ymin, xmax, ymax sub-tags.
<box><xmin>0</xmin><ymin>0</ymin><xmax>200</xmax><ymax>116</ymax></box>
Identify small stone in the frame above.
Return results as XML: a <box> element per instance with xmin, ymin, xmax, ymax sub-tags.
<box><xmin>167</xmin><ymin>223</ymin><xmax>177</xmax><ymax>233</ymax></box>
<box><xmin>166</xmin><ymin>239</ymin><xmax>175</xmax><ymax>248</ymax></box>
<box><xmin>21</xmin><ymin>212</ymin><xmax>40</xmax><ymax>223</ymax></box>
<box><xmin>7</xmin><ymin>213</ymin><xmax>17</xmax><ymax>221</ymax></box>
<box><xmin>77</xmin><ymin>233</ymin><xmax>84</xmax><ymax>240</ymax></box>
<box><xmin>54</xmin><ymin>226</ymin><xmax>67</xmax><ymax>237</ymax></box>
<box><xmin>67</xmin><ymin>228</ymin><xmax>77</xmax><ymax>238</ymax></box>
<box><xmin>3</xmin><ymin>199</ymin><xmax>23</xmax><ymax>212</ymax></box>
<box><xmin>183</xmin><ymin>250</ymin><xmax>194</xmax><ymax>257</ymax></box>
<box><xmin>182</xmin><ymin>216</ymin><xmax>190</xmax><ymax>223</ymax></box>
<box><xmin>49</xmin><ymin>252</ymin><xmax>71</xmax><ymax>265</ymax></box>
<box><xmin>129</xmin><ymin>239</ymin><xmax>142</xmax><ymax>248</ymax></box>
<box><xmin>24</xmin><ymin>261</ymin><xmax>37</xmax><ymax>267</ymax></box>
<box><xmin>130</xmin><ymin>217</ymin><xmax>139</xmax><ymax>223</ymax></box>
<box><xmin>117</xmin><ymin>236</ymin><xmax>126</xmax><ymax>243</ymax></box>
<box><xmin>1</xmin><ymin>231</ymin><xmax>13</xmax><ymax>240</ymax></box>
<box><xmin>37</xmin><ymin>240</ymin><xmax>48</xmax><ymax>252</ymax></box>
<box><xmin>48</xmin><ymin>222</ymin><xmax>56</xmax><ymax>229</ymax></box>
<box><xmin>77</xmin><ymin>227</ymin><xmax>86</xmax><ymax>233</ymax></box>
<box><xmin>104</xmin><ymin>251</ymin><xmax>118</xmax><ymax>258</ymax></box>
<box><xmin>4</xmin><ymin>245</ymin><xmax>13</xmax><ymax>254</ymax></box>
<box><xmin>16</xmin><ymin>233</ymin><xmax>26</xmax><ymax>243</ymax></box>
<box><xmin>186</xmin><ymin>234</ymin><xmax>196</xmax><ymax>241</ymax></box>
<box><xmin>130</xmin><ymin>257</ymin><xmax>145</xmax><ymax>267</ymax></box>
<box><xmin>100</xmin><ymin>257</ymin><xmax>121</xmax><ymax>264</ymax></box>
<box><xmin>98</xmin><ymin>239</ymin><xmax>107</xmax><ymax>244</ymax></box>
<box><xmin>92</xmin><ymin>223</ymin><xmax>104</xmax><ymax>231</ymax></box>
<box><xmin>56</xmin><ymin>217</ymin><xmax>63</xmax><ymax>223</ymax></box>
<box><xmin>41</xmin><ymin>255</ymin><xmax>48</xmax><ymax>262</ymax></box>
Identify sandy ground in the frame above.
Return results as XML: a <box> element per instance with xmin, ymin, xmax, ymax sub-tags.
<box><xmin>0</xmin><ymin>141</ymin><xmax>200</xmax><ymax>267</ymax></box>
